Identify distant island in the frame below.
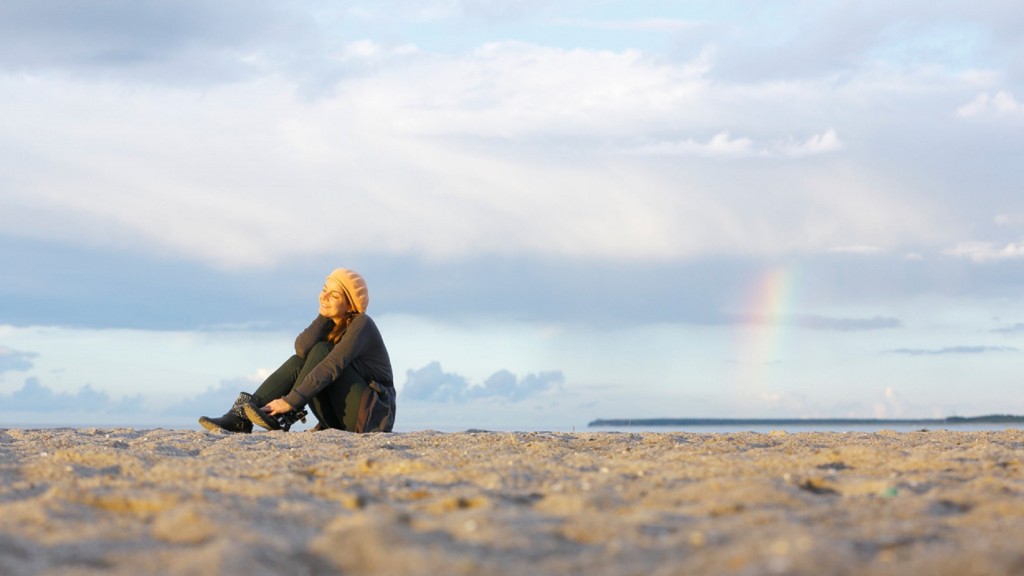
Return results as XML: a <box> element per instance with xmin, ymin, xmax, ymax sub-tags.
<box><xmin>588</xmin><ymin>414</ymin><xmax>1024</xmax><ymax>428</ymax></box>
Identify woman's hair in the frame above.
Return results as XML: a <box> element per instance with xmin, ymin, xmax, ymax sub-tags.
<box><xmin>327</xmin><ymin>311</ymin><xmax>359</xmax><ymax>343</ymax></box>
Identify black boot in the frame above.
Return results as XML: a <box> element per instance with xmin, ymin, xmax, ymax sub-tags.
<box><xmin>199</xmin><ymin>392</ymin><xmax>256</xmax><ymax>433</ymax></box>
<box><xmin>243</xmin><ymin>400</ymin><xmax>308</xmax><ymax>432</ymax></box>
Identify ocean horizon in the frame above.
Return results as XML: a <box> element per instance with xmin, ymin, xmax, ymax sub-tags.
<box><xmin>588</xmin><ymin>422</ymin><xmax>1024</xmax><ymax>434</ymax></box>
<box><xmin>586</xmin><ymin>414</ymin><xmax>1024</xmax><ymax>434</ymax></box>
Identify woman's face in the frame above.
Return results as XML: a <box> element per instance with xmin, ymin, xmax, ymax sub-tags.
<box><xmin>319</xmin><ymin>278</ymin><xmax>351</xmax><ymax>321</ymax></box>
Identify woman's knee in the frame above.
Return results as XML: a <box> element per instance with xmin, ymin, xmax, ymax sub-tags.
<box><xmin>306</xmin><ymin>341</ymin><xmax>333</xmax><ymax>361</ymax></box>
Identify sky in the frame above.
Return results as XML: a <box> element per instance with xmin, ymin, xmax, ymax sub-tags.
<box><xmin>2</xmin><ymin>0</ymin><xmax>1023</xmax><ymax>431</ymax></box>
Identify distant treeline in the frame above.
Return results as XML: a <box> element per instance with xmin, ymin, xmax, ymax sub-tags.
<box><xmin>588</xmin><ymin>414</ymin><xmax>1024</xmax><ymax>427</ymax></box>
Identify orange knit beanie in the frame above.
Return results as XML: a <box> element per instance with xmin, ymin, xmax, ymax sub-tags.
<box><xmin>327</xmin><ymin>268</ymin><xmax>369</xmax><ymax>314</ymax></box>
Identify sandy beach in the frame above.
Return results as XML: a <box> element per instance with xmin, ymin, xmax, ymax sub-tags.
<box><xmin>1</xmin><ymin>427</ymin><xmax>1022</xmax><ymax>575</ymax></box>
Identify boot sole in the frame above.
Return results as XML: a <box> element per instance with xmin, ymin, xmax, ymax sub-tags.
<box><xmin>242</xmin><ymin>403</ymin><xmax>282</xmax><ymax>430</ymax></box>
<box><xmin>198</xmin><ymin>416</ymin><xmax>252</xmax><ymax>434</ymax></box>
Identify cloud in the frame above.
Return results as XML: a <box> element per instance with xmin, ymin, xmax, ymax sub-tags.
<box><xmin>469</xmin><ymin>370</ymin><xmax>564</xmax><ymax>402</ymax></box>
<box><xmin>335</xmin><ymin>40</ymin><xmax>421</xmax><ymax>66</ymax></box>
<box><xmin>0</xmin><ymin>0</ymin><xmax>315</xmax><ymax>83</ymax></box>
<box><xmin>12</xmin><ymin>242</ymin><xmax>1011</xmax><ymax>331</ymax></box>
<box><xmin>401</xmin><ymin>362</ymin><xmax>563</xmax><ymax>403</ymax></box>
<box><xmin>628</xmin><ymin>131</ymin><xmax>754</xmax><ymax>158</ymax></box>
<box><xmin>0</xmin><ymin>347</ymin><xmax>37</xmax><ymax>373</ymax></box>
<box><xmin>874</xmin><ymin>386</ymin><xmax>913</xmax><ymax>419</ymax></box>
<box><xmin>628</xmin><ymin>129</ymin><xmax>843</xmax><ymax>158</ymax></box>
<box><xmin>370</xmin><ymin>41</ymin><xmax>715</xmax><ymax>140</ymax></box>
<box><xmin>885</xmin><ymin>346</ymin><xmax>1018</xmax><ymax>356</ymax></box>
<box><xmin>794</xmin><ymin>315</ymin><xmax>901</xmax><ymax>331</ymax></box>
<box><xmin>995</xmin><ymin>213</ymin><xmax>1024</xmax><ymax>227</ymax></box>
<box><xmin>2</xmin><ymin>1</ymin><xmax>1023</xmax><ymax>430</ymax></box>
<box><xmin>947</xmin><ymin>240</ymin><xmax>1024</xmax><ymax>262</ymax></box>
<box><xmin>1</xmin><ymin>374</ymin><xmax>267</xmax><ymax>420</ymax></box>
<box><xmin>991</xmin><ymin>323</ymin><xmax>1024</xmax><ymax>335</ymax></box>
<box><xmin>736</xmin><ymin>314</ymin><xmax>901</xmax><ymax>332</ymax></box>
<box><xmin>0</xmin><ymin>12</ymin><xmax>976</xmax><ymax>268</ymax></box>
<box><xmin>774</xmin><ymin>129</ymin><xmax>844</xmax><ymax>157</ymax></box>
<box><xmin>957</xmin><ymin>91</ymin><xmax>1024</xmax><ymax>118</ymax></box>
<box><xmin>705</xmin><ymin>2</ymin><xmax>1018</xmax><ymax>83</ymax></box>
<box><xmin>559</xmin><ymin>18</ymin><xmax>700</xmax><ymax>32</ymax></box>
<box><xmin>739</xmin><ymin>389</ymin><xmax>817</xmax><ymax>417</ymax></box>
<box><xmin>828</xmin><ymin>245</ymin><xmax>885</xmax><ymax>255</ymax></box>
<box><xmin>1</xmin><ymin>378</ymin><xmax>144</xmax><ymax>413</ymax></box>
<box><xmin>163</xmin><ymin>377</ymin><xmax>256</xmax><ymax>416</ymax></box>
<box><xmin>0</xmin><ymin>0</ymin><xmax>1017</xmax><ymax>292</ymax></box>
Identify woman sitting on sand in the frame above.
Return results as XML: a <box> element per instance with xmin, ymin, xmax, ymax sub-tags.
<box><xmin>199</xmin><ymin>268</ymin><xmax>396</xmax><ymax>433</ymax></box>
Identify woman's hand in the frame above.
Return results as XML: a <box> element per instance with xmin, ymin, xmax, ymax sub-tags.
<box><xmin>262</xmin><ymin>398</ymin><xmax>295</xmax><ymax>416</ymax></box>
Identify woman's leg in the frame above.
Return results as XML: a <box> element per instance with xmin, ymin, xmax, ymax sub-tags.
<box><xmin>279</xmin><ymin>341</ymin><xmax>339</xmax><ymax>427</ymax></box>
<box><xmin>256</xmin><ymin>341</ymin><xmax>366</xmax><ymax>431</ymax></box>
<box><xmin>312</xmin><ymin>365</ymin><xmax>368</xmax><ymax>431</ymax></box>
<box><xmin>252</xmin><ymin>354</ymin><xmax>307</xmax><ymax>402</ymax></box>
<box><xmin>200</xmin><ymin>353</ymin><xmax>307</xmax><ymax>433</ymax></box>
<box><xmin>245</xmin><ymin>345</ymin><xmax>332</xmax><ymax>430</ymax></box>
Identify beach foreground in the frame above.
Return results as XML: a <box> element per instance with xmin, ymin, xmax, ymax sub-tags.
<box><xmin>1</xmin><ymin>428</ymin><xmax>1022</xmax><ymax>575</ymax></box>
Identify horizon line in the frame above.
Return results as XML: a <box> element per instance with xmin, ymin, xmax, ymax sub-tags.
<box><xmin>589</xmin><ymin>414</ymin><xmax>1024</xmax><ymax>427</ymax></box>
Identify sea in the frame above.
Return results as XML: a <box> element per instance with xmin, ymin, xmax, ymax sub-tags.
<box><xmin>584</xmin><ymin>422</ymin><xmax>1024</xmax><ymax>434</ymax></box>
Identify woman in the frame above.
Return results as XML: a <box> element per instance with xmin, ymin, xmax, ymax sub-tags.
<box><xmin>199</xmin><ymin>268</ymin><xmax>396</xmax><ymax>433</ymax></box>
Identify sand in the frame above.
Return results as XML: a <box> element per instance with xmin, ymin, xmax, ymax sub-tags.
<box><xmin>1</xmin><ymin>428</ymin><xmax>1023</xmax><ymax>575</ymax></box>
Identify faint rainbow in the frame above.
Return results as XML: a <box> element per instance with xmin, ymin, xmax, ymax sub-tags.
<box><xmin>740</xmin><ymin>264</ymin><xmax>800</xmax><ymax>390</ymax></box>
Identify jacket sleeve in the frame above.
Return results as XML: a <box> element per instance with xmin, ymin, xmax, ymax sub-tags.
<box><xmin>283</xmin><ymin>315</ymin><xmax>377</xmax><ymax>409</ymax></box>
<box><xmin>295</xmin><ymin>315</ymin><xmax>333</xmax><ymax>358</ymax></box>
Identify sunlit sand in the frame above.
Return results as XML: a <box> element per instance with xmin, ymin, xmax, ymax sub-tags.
<box><xmin>1</xmin><ymin>428</ymin><xmax>1022</xmax><ymax>575</ymax></box>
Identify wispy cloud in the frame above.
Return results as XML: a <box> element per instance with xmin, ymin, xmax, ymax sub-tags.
<box><xmin>957</xmin><ymin>90</ymin><xmax>1024</xmax><ymax>118</ymax></box>
<box><xmin>555</xmin><ymin>18</ymin><xmax>701</xmax><ymax>32</ymax></box>
<box><xmin>947</xmin><ymin>241</ymin><xmax>1024</xmax><ymax>262</ymax></box>
<box><xmin>333</xmin><ymin>40</ymin><xmax>421</xmax><ymax>66</ymax></box>
<box><xmin>627</xmin><ymin>131</ymin><xmax>754</xmax><ymax>157</ymax></box>
<box><xmin>828</xmin><ymin>245</ymin><xmax>885</xmax><ymax>255</ymax></box>
<box><xmin>625</xmin><ymin>129</ymin><xmax>843</xmax><ymax>158</ymax></box>
<box><xmin>736</xmin><ymin>314</ymin><xmax>901</xmax><ymax>332</ymax></box>
<box><xmin>1</xmin><ymin>7</ymin><xmax>981</xmax><ymax>268</ymax></box>
<box><xmin>0</xmin><ymin>347</ymin><xmax>37</xmax><ymax>373</ymax></box>
<box><xmin>991</xmin><ymin>323</ymin><xmax>1024</xmax><ymax>335</ymax></box>
<box><xmin>773</xmin><ymin>129</ymin><xmax>844</xmax><ymax>157</ymax></box>
<box><xmin>995</xmin><ymin>213</ymin><xmax>1024</xmax><ymax>227</ymax></box>
<box><xmin>885</xmin><ymin>346</ymin><xmax>1018</xmax><ymax>356</ymax></box>
<box><xmin>794</xmin><ymin>315</ymin><xmax>901</xmax><ymax>332</ymax></box>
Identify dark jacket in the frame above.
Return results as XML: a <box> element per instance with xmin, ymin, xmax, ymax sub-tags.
<box><xmin>282</xmin><ymin>314</ymin><xmax>394</xmax><ymax>409</ymax></box>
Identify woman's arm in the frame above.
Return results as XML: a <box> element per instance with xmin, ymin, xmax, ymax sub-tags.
<box><xmin>283</xmin><ymin>315</ymin><xmax>380</xmax><ymax>408</ymax></box>
<box><xmin>294</xmin><ymin>315</ymin><xmax>333</xmax><ymax>358</ymax></box>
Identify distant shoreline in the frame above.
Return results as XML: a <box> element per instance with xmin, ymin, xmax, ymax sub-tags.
<box><xmin>588</xmin><ymin>414</ymin><xmax>1024</xmax><ymax>428</ymax></box>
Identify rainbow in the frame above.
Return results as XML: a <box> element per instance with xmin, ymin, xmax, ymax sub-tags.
<box><xmin>738</xmin><ymin>264</ymin><xmax>801</xmax><ymax>393</ymax></box>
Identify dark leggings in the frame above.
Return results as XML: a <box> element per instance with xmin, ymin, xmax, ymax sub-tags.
<box><xmin>253</xmin><ymin>341</ymin><xmax>367</xmax><ymax>431</ymax></box>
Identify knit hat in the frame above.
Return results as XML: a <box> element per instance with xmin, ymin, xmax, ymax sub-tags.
<box><xmin>327</xmin><ymin>268</ymin><xmax>369</xmax><ymax>314</ymax></box>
